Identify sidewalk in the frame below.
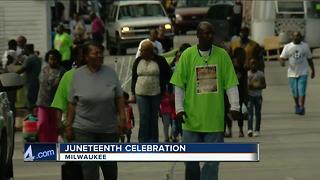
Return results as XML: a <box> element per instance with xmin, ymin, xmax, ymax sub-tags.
<box><xmin>12</xmin><ymin>60</ymin><xmax>320</xmax><ymax>180</ymax></box>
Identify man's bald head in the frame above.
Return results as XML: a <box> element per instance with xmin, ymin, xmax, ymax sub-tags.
<box><xmin>197</xmin><ymin>21</ymin><xmax>214</xmax><ymax>34</ymax></box>
<box><xmin>197</xmin><ymin>21</ymin><xmax>214</xmax><ymax>50</ymax></box>
<box><xmin>17</xmin><ymin>36</ymin><xmax>27</xmax><ymax>47</ymax></box>
<box><xmin>292</xmin><ymin>31</ymin><xmax>302</xmax><ymax>44</ymax></box>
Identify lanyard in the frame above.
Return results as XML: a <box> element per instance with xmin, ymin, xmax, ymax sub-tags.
<box><xmin>197</xmin><ymin>46</ymin><xmax>212</xmax><ymax>67</ymax></box>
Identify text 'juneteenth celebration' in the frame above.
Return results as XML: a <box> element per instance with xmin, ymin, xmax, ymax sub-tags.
<box><xmin>63</xmin><ymin>144</ymin><xmax>187</xmax><ymax>152</ymax></box>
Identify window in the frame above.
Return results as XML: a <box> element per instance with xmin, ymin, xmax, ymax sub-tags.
<box><xmin>118</xmin><ymin>4</ymin><xmax>165</xmax><ymax>20</ymax></box>
<box><xmin>276</xmin><ymin>1</ymin><xmax>304</xmax><ymax>14</ymax></box>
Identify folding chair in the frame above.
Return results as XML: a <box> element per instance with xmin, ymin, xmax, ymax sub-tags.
<box><xmin>263</xmin><ymin>36</ymin><xmax>282</xmax><ymax>61</ymax></box>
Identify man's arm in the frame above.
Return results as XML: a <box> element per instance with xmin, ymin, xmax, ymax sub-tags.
<box><xmin>16</xmin><ymin>57</ymin><xmax>28</xmax><ymax>74</ymax></box>
<box><xmin>279</xmin><ymin>57</ymin><xmax>287</xmax><ymax>67</ymax></box>
<box><xmin>308</xmin><ymin>58</ymin><xmax>315</xmax><ymax>79</ymax></box>
<box><xmin>130</xmin><ymin>58</ymin><xmax>140</xmax><ymax>103</ymax></box>
<box><xmin>174</xmin><ymin>86</ymin><xmax>185</xmax><ymax>114</ymax></box>
<box><xmin>174</xmin><ymin>86</ymin><xmax>186</xmax><ymax>123</ymax></box>
<box><xmin>279</xmin><ymin>45</ymin><xmax>288</xmax><ymax>67</ymax></box>
<box><xmin>226</xmin><ymin>86</ymin><xmax>241</xmax><ymax>120</ymax></box>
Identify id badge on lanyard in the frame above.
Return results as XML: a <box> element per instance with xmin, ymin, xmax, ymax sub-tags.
<box><xmin>195</xmin><ymin>47</ymin><xmax>218</xmax><ymax>94</ymax></box>
<box><xmin>195</xmin><ymin>64</ymin><xmax>218</xmax><ymax>94</ymax></box>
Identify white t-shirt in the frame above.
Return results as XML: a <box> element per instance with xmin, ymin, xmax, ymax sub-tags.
<box><xmin>280</xmin><ymin>42</ymin><xmax>312</xmax><ymax>78</ymax></box>
<box><xmin>136</xmin><ymin>39</ymin><xmax>164</xmax><ymax>58</ymax></box>
<box><xmin>1</xmin><ymin>50</ymin><xmax>17</xmax><ymax>69</ymax></box>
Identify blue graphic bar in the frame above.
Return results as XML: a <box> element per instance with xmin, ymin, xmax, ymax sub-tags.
<box><xmin>24</xmin><ymin>143</ymin><xmax>57</xmax><ymax>161</ymax></box>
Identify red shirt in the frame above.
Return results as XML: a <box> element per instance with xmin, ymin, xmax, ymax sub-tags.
<box><xmin>91</xmin><ymin>17</ymin><xmax>104</xmax><ymax>34</ymax></box>
<box><xmin>160</xmin><ymin>92</ymin><xmax>173</xmax><ymax>114</ymax></box>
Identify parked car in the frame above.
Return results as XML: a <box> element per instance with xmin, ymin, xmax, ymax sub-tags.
<box><xmin>173</xmin><ymin>0</ymin><xmax>209</xmax><ymax>35</ymax></box>
<box><xmin>0</xmin><ymin>73</ymin><xmax>23</xmax><ymax>179</ymax></box>
<box><xmin>105</xmin><ymin>0</ymin><xmax>174</xmax><ymax>55</ymax></box>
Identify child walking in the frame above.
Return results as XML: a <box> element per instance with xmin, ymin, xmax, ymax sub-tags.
<box><xmin>225</xmin><ymin>47</ymin><xmax>247</xmax><ymax>137</ymax></box>
<box><xmin>37</xmin><ymin>49</ymin><xmax>65</xmax><ymax>142</ymax></box>
<box><xmin>247</xmin><ymin>58</ymin><xmax>266</xmax><ymax>137</ymax></box>
<box><xmin>120</xmin><ymin>92</ymin><xmax>135</xmax><ymax>143</ymax></box>
<box><xmin>169</xmin><ymin>43</ymin><xmax>191</xmax><ymax>142</ymax></box>
<box><xmin>160</xmin><ymin>91</ymin><xmax>174</xmax><ymax>142</ymax></box>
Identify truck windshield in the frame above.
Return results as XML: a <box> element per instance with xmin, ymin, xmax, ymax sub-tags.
<box><xmin>118</xmin><ymin>4</ymin><xmax>165</xmax><ymax>20</ymax></box>
<box><xmin>176</xmin><ymin>0</ymin><xmax>224</xmax><ymax>8</ymax></box>
<box><xmin>306</xmin><ymin>1</ymin><xmax>320</xmax><ymax>18</ymax></box>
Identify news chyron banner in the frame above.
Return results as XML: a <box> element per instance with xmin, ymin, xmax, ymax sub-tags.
<box><xmin>24</xmin><ymin>143</ymin><xmax>259</xmax><ymax>162</ymax></box>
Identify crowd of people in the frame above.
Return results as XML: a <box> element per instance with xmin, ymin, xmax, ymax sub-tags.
<box><xmin>0</xmin><ymin>12</ymin><xmax>316</xmax><ymax>179</ymax></box>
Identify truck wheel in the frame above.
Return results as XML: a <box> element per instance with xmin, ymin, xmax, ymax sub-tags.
<box><xmin>115</xmin><ymin>45</ymin><xmax>126</xmax><ymax>55</ymax></box>
<box><xmin>115</xmin><ymin>33</ymin><xmax>126</xmax><ymax>55</ymax></box>
<box><xmin>105</xmin><ymin>33</ymin><xmax>110</xmax><ymax>50</ymax></box>
<box><xmin>109</xmin><ymin>47</ymin><xmax>117</xmax><ymax>55</ymax></box>
<box><xmin>119</xmin><ymin>48</ymin><xmax>126</xmax><ymax>55</ymax></box>
<box><xmin>106</xmin><ymin>33</ymin><xmax>118</xmax><ymax>55</ymax></box>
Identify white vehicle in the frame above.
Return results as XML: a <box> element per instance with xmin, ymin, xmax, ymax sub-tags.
<box><xmin>0</xmin><ymin>73</ymin><xmax>23</xmax><ymax>179</ymax></box>
<box><xmin>251</xmin><ymin>0</ymin><xmax>320</xmax><ymax>48</ymax></box>
<box><xmin>105</xmin><ymin>0</ymin><xmax>174</xmax><ymax>55</ymax></box>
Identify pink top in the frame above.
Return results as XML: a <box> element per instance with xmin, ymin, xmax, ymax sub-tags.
<box><xmin>91</xmin><ymin>17</ymin><xmax>104</xmax><ymax>34</ymax></box>
<box><xmin>160</xmin><ymin>92</ymin><xmax>173</xmax><ymax>115</ymax></box>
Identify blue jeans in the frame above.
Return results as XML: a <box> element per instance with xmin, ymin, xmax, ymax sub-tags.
<box><xmin>247</xmin><ymin>96</ymin><xmax>262</xmax><ymax>132</ymax></box>
<box><xmin>136</xmin><ymin>95</ymin><xmax>161</xmax><ymax>142</ymax></box>
<box><xmin>182</xmin><ymin>130</ymin><xmax>224</xmax><ymax>180</ymax></box>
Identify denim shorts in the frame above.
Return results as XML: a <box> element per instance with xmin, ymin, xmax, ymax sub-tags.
<box><xmin>288</xmin><ymin>75</ymin><xmax>308</xmax><ymax>97</ymax></box>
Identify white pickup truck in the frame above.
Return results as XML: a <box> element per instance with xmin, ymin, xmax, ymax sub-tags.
<box><xmin>105</xmin><ymin>0</ymin><xmax>174</xmax><ymax>55</ymax></box>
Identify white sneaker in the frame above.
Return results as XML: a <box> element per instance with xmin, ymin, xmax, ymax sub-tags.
<box><xmin>253</xmin><ymin>131</ymin><xmax>260</xmax><ymax>137</ymax></box>
<box><xmin>247</xmin><ymin>130</ymin><xmax>253</xmax><ymax>137</ymax></box>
